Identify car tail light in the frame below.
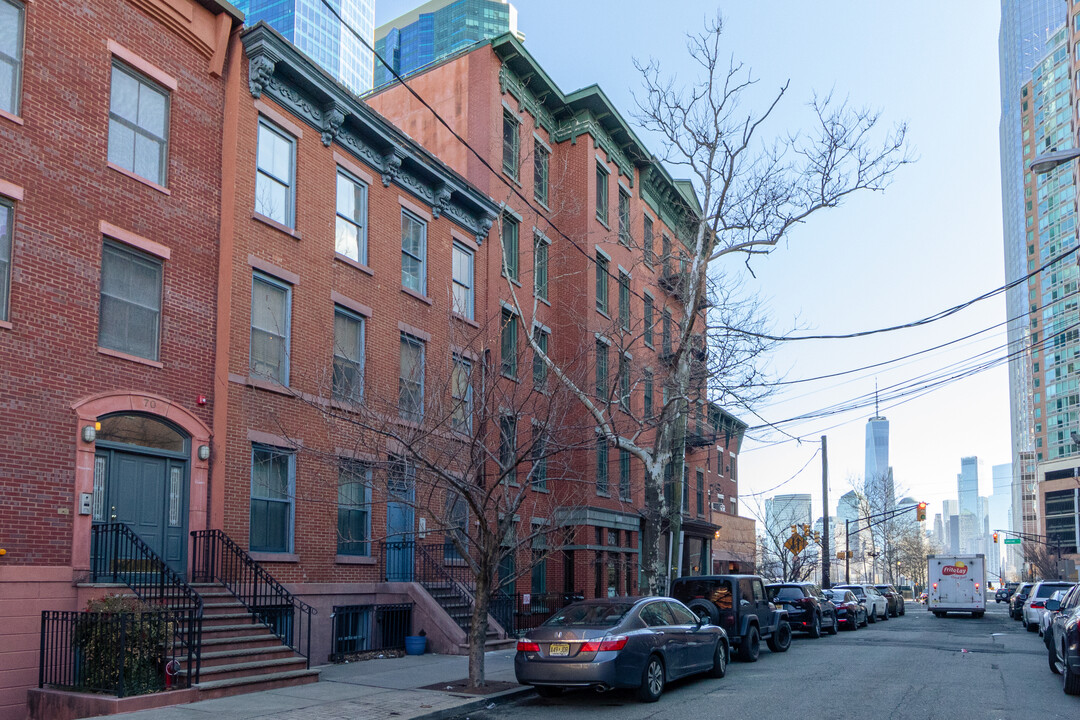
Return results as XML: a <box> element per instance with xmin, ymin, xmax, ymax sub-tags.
<box><xmin>933</xmin><ymin>583</ymin><xmax>937</xmax><ymax>590</ymax></box>
<box><xmin>975</xmin><ymin>583</ymin><xmax>980</xmax><ymax>592</ymax></box>
<box><xmin>1031</xmin><ymin>601</ymin><xmax>1045</xmax><ymax>609</ymax></box>
<box><xmin>517</xmin><ymin>640</ymin><xmax>540</xmax><ymax>653</ymax></box>
<box><xmin>580</xmin><ymin>635</ymin><xmax>628</xmax><ymax>653</ymax></box>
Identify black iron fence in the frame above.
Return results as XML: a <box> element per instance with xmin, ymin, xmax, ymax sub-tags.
<box><xmin>330</xmin><ymin>603</ymin><xmax>413</xmax><ymax>660</ymax></box>
<box><xmin>190</xmin><ymin>529</ymin><xmax>315</xmax><ymax>666</ymax></box>
<box><xmin>40</xmin><ymin>610</ymin><xmax>192</xmax><ymax>697</ymax></box>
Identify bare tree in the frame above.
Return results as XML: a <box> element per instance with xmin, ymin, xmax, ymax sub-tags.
<box><xmin>1022</xmin><ymin>541</ymin><xmax>1061</xmax><ymax>581</ymax></box>
<box><xmin>503</xmin><ymin>13</ymin><xmax>909</xmax><ymax>594</ymax></box>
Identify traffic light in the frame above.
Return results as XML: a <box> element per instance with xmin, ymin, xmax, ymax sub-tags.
<box><xmin>813</xmin><ymin>531</ymin><xmax>821</xmax><ymax>544</ymax></box>
<box><xmin>791</xmin><ymin>524</ymin><xmax>798</xmax><ymax>537</ymax></box>
<box><xmin>916</xmin><ymin>502</ymin><xmax>927</xmax><ymax>521</ymax></box>
<box><xmin>802</xmin><ymin>523</ymin><xmax>811</xmax><ymax>536</ymax></box>
<box><xmin>993</xmin><ymin>532</ymin><xmax>999</xmax><ymax>544</ymax></box>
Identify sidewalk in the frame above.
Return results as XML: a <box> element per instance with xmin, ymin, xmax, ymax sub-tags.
<box><xmin>110</xmin><ymin>650</ymin><xmax>529</xmax><ymax>720</ymax></box>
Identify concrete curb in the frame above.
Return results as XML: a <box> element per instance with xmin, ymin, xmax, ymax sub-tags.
<box><xmin>412</xmin><ymin>685</ymin><xmax>534</xmax><ymax>720</ymax></box>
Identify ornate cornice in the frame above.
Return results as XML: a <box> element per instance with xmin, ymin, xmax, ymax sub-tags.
<box><xmin>242</xmin><ymin>24</ymin><xmax>498</xmax><ymax>244</ymax></box>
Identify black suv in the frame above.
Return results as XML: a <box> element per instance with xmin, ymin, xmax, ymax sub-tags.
<box><xmin>996</xmin><ymin>582</ymin><xmax>1019</xmax><ymax>603</ymax></box>
<box><xmin>765</xmin><ymin>582</ymin><xmax>838</xmax><ymax>638</ymax></box>
<box><xmin>670</xmin><ymin>574</ymin><xmax>792</xmax><ymax>662</ymax></box>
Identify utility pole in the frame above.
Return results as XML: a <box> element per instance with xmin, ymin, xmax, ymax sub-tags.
<box><xmin>821</xmin><ymin>435</ymin><xmax>830</xmax><ymax>587</ymax></box>
<box><xmin>845</xmin><ymin>519</ymin><xmax>850</xmax><ymax>584</ymax></box>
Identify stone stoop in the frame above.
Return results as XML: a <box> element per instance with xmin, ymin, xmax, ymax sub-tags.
<box><xmin>178</xmin><ymin>583</ymin><xmax>320</xmax><ymax>701</ymax></box>
<box><xmin>420</xmin><ymin>584</ymin><xmax>514</xmax><ymax>653</ymax></box>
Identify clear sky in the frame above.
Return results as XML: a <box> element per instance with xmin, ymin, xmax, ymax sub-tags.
<box><xmin>373</xmin><ymin>1</ymin><xmax>1011</xmax><ymax>523</ymax></box>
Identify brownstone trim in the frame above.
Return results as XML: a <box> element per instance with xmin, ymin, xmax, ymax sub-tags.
<box><xmin>331</xmin><ymin>291</ymin><xmax>373</xmax><ymax>318</ymax></box>
<box><xmin>254</xmin><ymin>99</ymin><xmax>304</xmax><ymax>138</ymax></box>
<box><xmin>0</xmin><ymin>178</ymin><xmax>25</xmax><ymax>201</ymax></box>
<box><xmin>333</xmin><ymin>151</ymin><xmax>375</xmax><ymax>186</ymax></box>
<box><xmin>335</xmin><ymin>554</ymin><xmax>377</xmax><ymax>565</ymax></box>
<box><xmin>107</xmin><ymin>39</ymin><xmax>179</xmax><ymax>91</ymax></box>
<box><xmin>0</xmin><ymin>107</ymin><xmax>24</xmax><ymax>126</ymax></box>
<box><xmin>402</xmin><ymin>286</ymin><xmax>433</xmax><ymax>305</ymax></box>
<box><xmin>107</xmin><ymin>162</ymin><xmax>172</xmax><ymax>195</ymax></box>
<box><xmin>247</xmin><ymin>254</ymin><xmax>299</xmax><ymax>284</ymax></box>
<box><xmin>451</xmin><ymin>228</ymin><xmax>479</xmax><ymax>252</ymax></box>
<box><xmin>398</xmin><ymin>321</ymin><xmax>431</xmax><ymax>342</ymax></box>
<box><xmin>247</xmin><ymin>428</ymin><xmax>299</xmax><ymax>448</ymax></box>
<box><xmin>100</xmin><ymin>221</ymin><xmax>171</xmax><ymax>260</ymax></box>
<box><xmin>252</xmin><ymin>212</ymin><xmax>302</xmax><ymax>240</ymax></box>
<box><xmin>398</xmin><ymin>194</ymin><xmax>432</xmax><ymax>222</ymax></box>
<box><xmin>333</xmin><ymin>252</ymin><xmax>374</xmax><ymax>275</ymax></box>
<box><xmin>98</xmin><ymin>345</ymin><xmax>165</xmax><ymax>369</ymax></box>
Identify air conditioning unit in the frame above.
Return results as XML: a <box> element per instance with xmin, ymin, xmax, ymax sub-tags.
<box><xmin>711</xmin><ymin>502</ymin><xmax>726</xmax><ymax>513</ymax></box>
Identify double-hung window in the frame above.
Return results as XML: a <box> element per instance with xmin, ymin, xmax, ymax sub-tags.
<box><xmin>618</xmin><ymin>190</ymin><xmax>631</xmax><ymax>246</ymax></box>
<box><xmin>618</xmin><ymin>353</ymin><xmax>630</xmax><ymax>410</ymax></box>
<box><xmin>499</xmin><ymin>414</ymin><xmax>517</xmax><ymax>484</ymax></box>
<box><xmin>401</xmin><ymin>210</ymin><xmax>427</xmax><ymax>295</ymax></box>
<box><xmin>596</xmin><ymin>162</ymin><xmax>609</xmax><ymax>225</ymax></box>
<box><xmin>532</xmin><ymin>326</ymin><xmax>549</xmax><ymax>389</ymax></box>
<box><xmin>662</xmin><ymin>310</ymin><xmax>672</xmax><ymax>355</ymax></box>
<box><xmin>643</xmin><ymin>215</ymin><xmax>654</xmax><ymax>265</ymax></box>
<box><xmin>595</xmin><ymin>339</ymin><xmax>608</xmax><ymax>399</ymax></box>
<box><xmin>108</xmin><ymin>62</ymin><xmax>169</xmax><ymax>186</ymax></box>
<box><xmin>696</xmin><ymin>468</ymin><xmax>705</xmax><ymax>516</ymax></box>
<box><xmin>502</xmin><ymin>109</ymin><xmax>519</xmax><ymax>178</ymax></box>
<box><xmin>0</xmin><ymin>200</ymin><xmax>12</xmax><ymax>322</ymax></box>
<box><xmin>333</xmin><ymin>307</ymin><xmax>365</xmax><ymax>402</ymax></box>
<box><xmin>596</xmin><ymin>439</ymin><xmax>609</xmax><ymax>495</ymax></box>
<box><xmin>99</xmin><ymin>241</ymin><xmax>163</xmax><ymax>361</ymax></box>
<box><xmin>250</xmin><ymin>444</ymin><xmax>294</xmax><ymax>553</ymax></box>
<box><xmin>530</xmin><ymin>425</ymin><xmax>548</xmax><ymax>490</ymax></box>
<box><xmin>502</xmin><ymin>215</ymin><xmax>519</xmax><ymax>281</ymax></box>
<box><xmin>618</xmin><ymin>271</ymin><xmax>630</xmax><ymax>331</ymax></box>
<box><xmin>445</xmin><ymin>492</ymin><xmax>469</xmax><ymax>560</ymax></box>
<box><xmin>335</xmin><ymin>169</ymin><xmax>367</xmax><ymax>264</ymax></box>
<box><xmin>534</xmin><ymin>141</ymin><xmax>549</xmax><ymax>205</ymax></box>
<box><xmin>595</xmin><ymin>252</ymin><xmax>609</xmax><ymax>314</ymax></box>
<box><xmin>250</xmin><ymin>272</ymin><xmax>291</xmax><ymax>385</ymax></box>
<box><xmin>619</xmin><ymin>449</ymin><xmax>631</xmax><ymax>501</ymax></box>
<box><xmin>337</xmin><ymin>460</ymin><xmax>371</xmax><ymax>556</ymax></box>
<box><xmin>0</xmin><ymin>0</ymin><xmax>24</xmax><ymax>117</ymax></box>
<box><xmin>399</xmin><ymin>333</ymin><xmax>424</xmax><ymax>422</ymax></box>
<box><xmin>643</xmin><ymin>294</ymin><xmax>654</xmax><ymax>346</ymax></box>
<box><xmin>255</xmin><ymin>119</ymin><xmax>295</xmax><ymax>227</ymax></box>
<box><xmin>534</xmin><ymin>231</ymin><xmax>549</xmax><ymax>301</ymax></box>
<box><xmin>643</xmin><ymin>369</ymin><xmax>654</xmax><ymax>418</ymax></box>
<box><xmin>451</xmin><ymin>355</ymin><xmax>473</xmax><ymax>433</ymax></box>
<box><xmin>500</xmin><ymin>308</ymin><xmax>518</xmax><ymax>378</ymax></box>
<box><xmin>452</xmin><ymin>243</ymin><xmax>474</xmax><ymax>319</ymax></box>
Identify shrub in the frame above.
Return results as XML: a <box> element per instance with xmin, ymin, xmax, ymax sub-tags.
<box><xmin>73</xmin><ymin>595</ymin><xmax>175</xmax><ymax>696</ymax></box>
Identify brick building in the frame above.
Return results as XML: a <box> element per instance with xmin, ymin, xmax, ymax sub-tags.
<box><xmin>0</xmin><ymin>0</ymin><xmax>241</xmax><ymax>716</ymax></box>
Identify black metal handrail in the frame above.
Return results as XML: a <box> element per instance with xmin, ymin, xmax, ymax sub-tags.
<box><xmin>89</xmin><ymin>523</ymin><xmax>203</xmax><ymax>684</ymax></box>
<box><xmin>190</xmin><ymin>529</ymin><xmax>315</xmax><ymax>666</ymax></box>
<box><xmin>40</xmin><ymin>609</ymin><xmax>192</xmax><ymax>697</ymax></box>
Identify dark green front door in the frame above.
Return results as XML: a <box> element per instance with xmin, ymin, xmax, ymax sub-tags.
<box><xmin>96</xmin><ymin>449</ymin><xmax>188</xmax><ymax>577</ymax></box>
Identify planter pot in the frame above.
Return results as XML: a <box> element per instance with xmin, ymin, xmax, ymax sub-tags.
<box><xmin>404</xmin><ymin>636</ymin><xmax>427</xmax><ymax>655</ymax></box>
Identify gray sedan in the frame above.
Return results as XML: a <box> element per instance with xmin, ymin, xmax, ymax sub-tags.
<box><xmin>514</xmin><ymin>596</ymin><xmax>729</xmax><ymax>702</ymax></box>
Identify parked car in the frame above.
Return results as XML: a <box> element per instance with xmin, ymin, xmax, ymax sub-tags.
<box><xmin>995</xmin><ymin>582</ymin><xmax>1019</xmax><ymax>603</ymax></box>
<box><xmin>1045</xmin><ymin>583</ymin><xmax>1080</xmax><ymax>694</ymax></box>
<box><xmin>1040</xmin><ymin>588</ymin><xmax>1073</xmax><ymax>638</ymax></box>
<box><xmin>515</xmin><ymin>597</ymin><xmax>729</xmax><ymax>702</ymax></box>
<box><xmin>823</xmin><ymin>588</ymin><xmax>866</xmax><ymax>630</ymax></box>
<box><xmin>833</xmin><ymin>584</ymin><xmax>889</xmax><ymax>622</ymax></box>
<box><xmin>1023</xmin><ymin>581</ymin><xmax>1075</xmax><ymax>632</ymax></box>
<box><xmin>670</xmin><ymin>574</ymin><xmax>792</xmax><ymax>662</ymax></box>
<box><xmin>874</xmin><ymin>584</ymin><xmax>906</xmax><ymax>617</ymax></box>
<box><xmin>765</xmin><ymin>583</ymin><xmax>839</xmax><ymax>638</ymax></box>
<box><xmin>1009</xmin><ymin>582</ymin><xmax>1033</xmax><ymax>620</ymax></box>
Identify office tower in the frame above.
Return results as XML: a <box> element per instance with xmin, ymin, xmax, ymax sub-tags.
<box><xmin>864</xmin><ymin>410</ymin><xmax>893</xmax><ymax>508</ymax></box>
<box><xmin>992</xmin><ymin>462</ymin><xmax>1018</xmax><ymax>577</ymax></box>
<box><xmin>933</xmin><ymin>513</ymin><xmax>944</xmax><ymax>545</ymax></box>
<box><xmin>235</xmin><ymin>0</ymin><xmax>375</xmax><ymax>93</ymax></box>
<box><xmin>837</xmin><ymin>490</ymin><xmax>860</xmax><ymax>526</ymax></box>
<box><xmin>765</xmin><ymin>493</ymin><xmax>812</xmax><ymax>537</ymax></box>
<box><xmin>374</xmin><ymin>0</ymin><xmax>522</xmax><ymax>87</ymax></box>
<box><xmin>957</xmin><ymin>456</ymin><xmax>984</xmax><ymax>553</ymax></box>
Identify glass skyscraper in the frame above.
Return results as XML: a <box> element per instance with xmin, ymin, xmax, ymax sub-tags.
<box><xmin>236</xmin><ymin>0</ymin><xmax>375</xmax><ymax>94</ymax></box>
<box><xmin>374</xmin><ymin>0</ymin><xmax>521</xmax><ymax>88</ymax></box>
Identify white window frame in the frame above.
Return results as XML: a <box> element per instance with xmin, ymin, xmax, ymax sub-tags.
<box><xmin>335</xmin><ymin>167</ymin><xmax>368</xmax><ymax>265</ymax></box>
<box><xmin>255</xmin><ymin>118</ymin><xmax>296</xmax><ymax>227</ymax></box>
<box><xmin>108</xmin><ymin>61</ymin><xmax>170</xmax><ymax>186</ymax></box>
<box><xmin>401</xmin><ymin>209</ymin><xmax>427</xmax><ymax>295</ymax></box>
<box><xmin>452</xmin><ymin>242</ymin><xmax>474</xmax><ymax>319</ymax></box>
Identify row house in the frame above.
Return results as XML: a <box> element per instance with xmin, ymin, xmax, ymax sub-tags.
<box><xmin>0</xmin><ymin>0</ymin><xmax>241</xmax><ymax>716</ymax></box>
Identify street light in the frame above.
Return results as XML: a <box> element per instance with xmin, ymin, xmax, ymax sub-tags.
<box><xmin>1030</xmin><ymin>148</ymin><xmax>1080</xmax><ymax>174</ymax></box>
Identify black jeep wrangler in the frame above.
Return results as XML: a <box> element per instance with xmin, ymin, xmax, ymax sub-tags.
<box><xmin>670</xmin><ymin>574</ymin><xmax>791</xmax><ymax>662</ymax></box>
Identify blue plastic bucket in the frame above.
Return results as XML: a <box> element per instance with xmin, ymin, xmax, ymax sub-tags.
<box><xmin>404</xmin><ymin>636</ymin><xmax>427</xmax><ymax>655</ymax></box>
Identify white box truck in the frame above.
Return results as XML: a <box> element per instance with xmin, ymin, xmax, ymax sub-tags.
<box><xmin>927</xmin><ymin>554</ymin><xmax>986</xmax><ymax>618</ymax></box>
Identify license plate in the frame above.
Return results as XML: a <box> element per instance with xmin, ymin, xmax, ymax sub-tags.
<box><xmin>548</xmin><ymin>643</ymin><xmax>570</xmax><ymax>657</ymax></box>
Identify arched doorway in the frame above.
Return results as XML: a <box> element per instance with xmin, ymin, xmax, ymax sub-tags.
<box><xmin>92</xmin><ymin>413</ymin><xmax>190</xmax><ymax>576</ymax></box>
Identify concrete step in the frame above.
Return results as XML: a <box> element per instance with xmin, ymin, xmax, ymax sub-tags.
<box><xmin>199</xmin><ymin>634</ymin><xmax>284</xmax><ymax>652</ymax></box>
<box><xmin>180</xmin><ymin>656</ymin><xmax>308</xmax><ymax>682</ymax></box>
<box><xmin>199</xmin><ymin>623</ymin><xmax>276</xmax><ymax>639</ymax></box>
<box><xmin>181</xmin><ymin>645</ymin><xmax>297</xmax><ymax>668</ymax></box>
<box><xmin>194</xmin><ymin>668</ymin><xmax>320</xmax><ymax>701</ymax></box>
<box><xmin>201</xmin><ymin>612</ymin><xmax>261</xmax><ymax>627</ymax></box>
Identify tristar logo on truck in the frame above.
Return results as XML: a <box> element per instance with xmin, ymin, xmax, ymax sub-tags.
<box><xmin>941</xmin><ymin>562</ymin><xmax>968</xmax><ymax>577</ymax></box>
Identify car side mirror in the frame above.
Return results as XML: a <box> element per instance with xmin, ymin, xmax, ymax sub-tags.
<box><xmin>695</xmin><ymin>615</ymin><xmax>705</xmax><ymax>628</ymax></box>
<box><xmin>858</xmin><ymin>598</ymin><xmax>866</xmax><ymax>604</ymax></box>
<box><xmin>1046</xmin><ymin>599</ymin><xmax>1061</xmax><ymax>611</ymax></box>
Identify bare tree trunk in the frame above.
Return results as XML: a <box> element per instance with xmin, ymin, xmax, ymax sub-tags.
<box><xmin>467</xmin><ymin>557</ymin><xmax>491</xmax><ymax>687</ymax></box>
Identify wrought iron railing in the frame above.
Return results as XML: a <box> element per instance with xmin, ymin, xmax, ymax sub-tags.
<box><xmin>330</xmin><ymin>603</ymin><xmax>413</xmax><ymax>660</ymax></box>
<box><xmin>40</xmin><ymin>609</ymin><xmax>192</xmax><ymax>697</ymax></box>
<box><xmin>499</xmin><ymin>592</ymin><xmax>580</xmax><ymax>637</ymax></box>
<box><xmin>88</xmin><ymin>523</ymin><xmax>203</xmax><ymax>683</ymax></box>
<box><xmin>190</xmin><ymin>529</ymin><xmax>315</xmax><ymax>666</ymax></box>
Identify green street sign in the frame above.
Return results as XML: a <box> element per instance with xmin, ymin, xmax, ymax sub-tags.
<box><xmin>1004</xmin><ymin>538</ymin><xmax>1021</xmax><ymax>544</ymax></box>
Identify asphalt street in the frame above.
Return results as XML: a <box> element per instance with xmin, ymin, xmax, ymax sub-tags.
<box><xmin>454</xmin><ymin>602</ymin><xmax>1079</xmax><ymax>720</ymax></box>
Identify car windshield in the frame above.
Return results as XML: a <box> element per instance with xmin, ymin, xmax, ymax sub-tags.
<box><xmin>823</xmin><ymin>591</ymin><xmax>847</xmax><ymax>602</ymax></box>
<box><xmin>542</xmin><ymin>603</ymin><xmax>633</xmax><ymax>627</ymax></box>
<box><xmin>768</xmin><ymin>587</ymin><xmax>804</xmax><ymax>602</ymax></box>
<box><xmin>839</xmin><ymin>586</ymin><xmax>865</xmax><ymax>597</ymax></box>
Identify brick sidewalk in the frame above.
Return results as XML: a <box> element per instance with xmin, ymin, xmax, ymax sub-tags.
<box><xmin>110</xmin><ymin>650</ymin><xmax>528</xmax><ymax>720</ymax></box>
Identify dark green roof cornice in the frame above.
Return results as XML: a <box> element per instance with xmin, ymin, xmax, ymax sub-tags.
<box><xmin>490</xmin><ymin>33</ymin><xmax>698</xmax><ymax>234</ymax></box>
<box><xmin>242</xmin><ymin>23</ymin><xmax>499</xmax><ymax>243</ymax></box>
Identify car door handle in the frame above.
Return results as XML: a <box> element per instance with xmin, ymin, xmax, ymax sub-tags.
<box><xmin>654</xmin><ymin>631</ymin><xmax>665</xmax><ymax>636</ymax></box>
